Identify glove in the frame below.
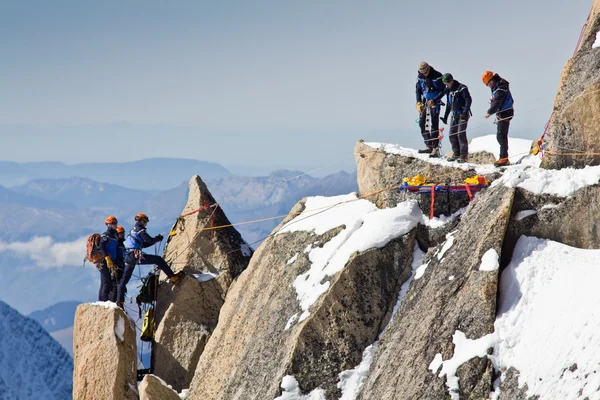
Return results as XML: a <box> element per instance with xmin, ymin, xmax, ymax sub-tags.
<box><xmin>440</xmin><ymin>117</ymin><xmax>448</xmax><ymax>125</ymax></box>
<box><xmin>156</xmin><ymin>234</ymin><xmax>164</xmax><ymax>241</ymax></box>
<box><xmin>105</xmin><ymin>256</ymin><xmax>116</xmax><ymax>271</ymax></box>
<box><xmin>416</xmin><ymin>102</ymin><xmax>424</xmax><ymax>113</ymax></box>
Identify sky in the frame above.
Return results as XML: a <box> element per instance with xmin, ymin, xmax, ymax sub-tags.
<box><xmin>0</xmin><ymin>0</ymin><xmax>594</xmax><ymax>172</ymax></box>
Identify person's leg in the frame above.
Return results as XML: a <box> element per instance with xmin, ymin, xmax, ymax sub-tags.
<box><xmin>458</xmin><ymin>118</ymin><xmax>469</xmax><ymax>157</ymax></box>
<box><xmin>448</xmin><ymin>116</ymin><xmax>460</xmax><ymax>157</ymax></box>
<box><xmin>117</xmin><ymin>263</ymin><xmax>136</xmax><ymax>303</ymax></box>
<box><xmin>429</xmin><ymin>106</ymin><xmax>440</xmax><ymax>148</ymax></box>
<box><xmin>98</xmin><ymin>267</ymin><xmax>112</xmax><ymax>302</ymax></box>
<box><xmin>419</xmin><ymin>107</ymin><xmax>432</xmax><ymax>150</ymax></box>
<box><xmin>138</xmin><ymin>254</ymin><xmax>175</xmax><ymax>278</ymax></box>
<box><xmin>497</xmin><ymin>119</ymin><xmax>510</xmax><ymax>159</ymax></box>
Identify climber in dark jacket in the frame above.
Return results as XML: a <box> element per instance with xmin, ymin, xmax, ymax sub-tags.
<box><xmin>116</xmin><ymin>213</ymin><xmax>183</xmax><ymax>308</ymax></box>
<box><xmin>482</xmin><ymin>71</ymin><xmax>514</xmax><ymax>167</ymax></box>
<box><xmin>415</xmin><ymin>61</ymin><xmax>445</xmax><ymax>157</ymax></box>
<box><xmin>98</xmin><ymin>216</ymin><xmax>119</xmax><ymax>302</ymax></box>
<box><xmin>108</xmin><ymin>225</ymin><xmax>127</xmax><ymax>303</ymax></box>
<box><xmin>441</xmin><ymin>73</ymin><xmax>472</xmax><ymax>163</ymax></box>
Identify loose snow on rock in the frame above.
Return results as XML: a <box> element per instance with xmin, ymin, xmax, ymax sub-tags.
<box><xmin>434</xmin><ymin>330</ymin><xmax>496</xmax><ymax>400</ymax></box>
<box><xmin>115</xmin><ymin>316</ymin><xmax>125</xmax><ymax>342</ymax></box>
<box><xmin>90</xmin><ymin>301</ymin><xmax>120</xmax><ymax>309</ymax></box>
<box><xmin>193</xmin><ymin>272</ymin><xmax>219</xmax><ymax>282</ymax></box>
<box><xmin>437</xmin><ymin>232</ymin><xmax>456</xmax><ymax>260</ymax></box>
<box><xmin>479</xmin><ymin>249</ymin><xmax>499</xmax><ymax>272</ymax></box>
<box><xmin>593</xmin><ymin>30</ymin><xmax>600</xmax><ymax>48</ymax></box>
<box><xmin>287</xmin><ymin>253</ymin><xmax>299</xmax><ymax>265</ymax></box>
<box><xmin>278</xmin><ymin>195</ymin><xmax>421</xmax><ymax>322</ymax></box>
<box><xmin>493</xmin><ymin>236</ymin><xmax>600</xmax><ymax>399</ymax></box>
<box><xmin>493</xmin><ymin>164</ymin><xmax>600</xmax><ymax>197</ymax></box>
<box><xmin>337</xmin><ymin>244</ymin><xmax>425</xmax><ymax>400</ymax></box>
<box><xmin>274</xmin><ymin>375</ymin><xmax>326</xmax><ymax>400</ymax></box>
<box><xmin>284</xmin><ymin>313</ymin><xmax>298</xmax><ymax>331</ymax></box>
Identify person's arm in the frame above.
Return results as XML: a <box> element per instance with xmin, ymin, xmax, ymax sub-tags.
<box><xmin>461</xmin><ymin>85</ymin><xmax>472</xmax><ymax>117</ymax></box>
<box><xmin>98</xmin><ymin>234</ymin><xmax>109</xmax><ymax>257</ymax></box>
<box><xmin>487</xmin><ymin>86</ymin><xmax>507</xmax><ymax>115</ymax></box>
<box><xmin>416</xmin><ymin>79</ymin><xmax>423</xmax><ymax>103</ymax></box>
<box><xmin>138</xmin><ymin>229</ymin><xmax>163</xmax><ymax>248</ymax></box>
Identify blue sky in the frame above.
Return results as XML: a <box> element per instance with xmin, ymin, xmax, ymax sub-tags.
<box><xmin>0</xmin><ymin>0</ymin><xmax>594</xmax><ymax>171</ymax></box>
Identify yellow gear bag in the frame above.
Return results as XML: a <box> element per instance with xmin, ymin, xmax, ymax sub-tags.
<box><xmin>140</xmin><ymin>306</ymin><xmax>155</xmax><ymax>342</ymax></box>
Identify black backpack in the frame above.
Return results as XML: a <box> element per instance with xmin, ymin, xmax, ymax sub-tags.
<box><xmin>136</xmin><ymin>272</ymin><xmax>158</xmax><ymax>318</ymax></box>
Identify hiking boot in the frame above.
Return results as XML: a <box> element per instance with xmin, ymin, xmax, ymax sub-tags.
<box><xmin>418</xmin><ymin>147</ymin><xmax>433</xmax><ymax>154</ymax></box>
<box><xmin>494</xmin><ymin>158</ymin><xmax>510</xmax><ymax>167</ymax></box>
<box><xmin>429</xmin><ymin>148</ymin><xmax>440</xmax><ymax>158</ymax></box>
<box><xmin>457</xmin><ymin>155</ymin><xmax>468</xmax><ymax>164</ymax></box>
<box><xmin>169</xmin><ymin>271</ymin><xmax>185</xmax><ymax>285</ymax></box>
<box><xmin>446</xmin><ymin>154</ymin><xmax>460</xmax><ymax>162</ymax></box>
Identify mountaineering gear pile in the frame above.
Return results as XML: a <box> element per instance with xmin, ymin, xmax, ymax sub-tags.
<box><xmin>416</xmin><ymin>63</ymin><xmax>444</xmax><ymax>150</ymax></box>
<box><xmin>486</xmin><ymin>72</ymin><xmax>514</xmax><ymax>160</ymax></box>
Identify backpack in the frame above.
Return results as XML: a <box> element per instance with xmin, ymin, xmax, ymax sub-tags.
<box><xmin>136</xmin><ymin>272</ymin><xmax>158</xmax><ymax>318</ymax></box>
<box><xmin>85</xmin><ymin>233</ymin><xmax>103</xmax><ymax>264</ymax></box>
<box><xmin>140</xmin><ymin>306</ymin><xmax>155</xmax><ymax>342</ymax></box>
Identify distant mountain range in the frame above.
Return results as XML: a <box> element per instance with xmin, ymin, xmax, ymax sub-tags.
<box><xmin>0</xmin><ymin>158</ymin><xmax>230</xmax><ymax>190</ymax></box>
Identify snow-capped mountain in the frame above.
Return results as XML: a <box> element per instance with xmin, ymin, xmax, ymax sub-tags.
<box><xmin>0</xmin><ymin>301</ymin><xmax>73</xmax><ymax>399</ymax></box>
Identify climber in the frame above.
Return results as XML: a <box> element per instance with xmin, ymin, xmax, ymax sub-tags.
<box><xmin>108</xmin><ymin>225</ymin><xmax>127</xmax><ymax>303</ymax></box>
<box><xmin>482</xmin><ymin>70</ymin><xmax>514</xmax><ymax>167</ymax></box>
<box><xmin>118</xmin><ymin>213</ymin><xmax>183</xmax><ymax>308</ymax></box>
<box><xmin>416</xmin><ymin>61</ymin><xmax>445</xmax><ymax>158</ymax></box>
<box><xmin>440</xmin><ymin>73</ymin><xmax>472</xmax><ymax>163</ymax></box>
<box><xmin>97</xmin><ymin>216</ymin><xmax>119</xmax><ymax>302</ymax></box>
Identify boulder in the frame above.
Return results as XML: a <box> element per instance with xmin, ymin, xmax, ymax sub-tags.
<box><xmin>153</xmin><ymin>175</ymin><xmax>249</xmax><ymax>391</ymax></box>
<box><xmin>358</xmin><ymin>184</ymin><xmax>515</xmax><ymax>399</ymax></box>
<box><xmin>72</xmin><ymin>303</ymin><xmax>137</xmax><ymax>400</ymax></box>
<box><xmin>354</xmin><ymin>140</ymin><xmax>488</xmax><ymax>216</ymax></box>
<box><xmin>139</xmin><ymin>374</ymin><xmax>181</xmax><ymax>400</ymax></box>
<box><xmin>163</xmin><ymin>175</ymin><xmax>252</xmax><ymax>294</ymax></box>
<box><xmin>542</xmin><ymin>0</ymin><xmax>600</xmax><ymax>169</ymax></box>
<box><xmin>186</xmin><ymin>198</ymin><xmax>418</xmax><ymax>399</ymax></box>
<box><xmin>152</xmin><ymin>275</ymin><xmax>223</xmax><ymax>391</ymax></box>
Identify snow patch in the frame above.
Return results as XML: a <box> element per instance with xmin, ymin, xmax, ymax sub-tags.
<box><xmin>275</xmin><ymin>375</ymin><xmax>326</xmax><ymax>400</ymax></box>
<box><xmin>428</xmin><ymin>353</ymin><xmax>443</xmax><ymax>374</ymax></box>
<box><xmin>438</xmin><ymin>232</ymin><xmax>456</xmax><ymax>260</ymax></box>
<box><xmin>279</xmin><ymin>195</ymin><xmax>421</xmax><ymax>323</ymax></box>
<box><xmin>414</xmin><ymin>261</ymin><xmax>430</xmax><ymax>280</ymax></box>
<box><xmin>468</xmin><ymin>135</ymin><xmax>539</xmax><ymax>166</ymax></box>
<box><xmin>115</xmin><ymin>316</ymin><xmax>125</xmax><ymax>342</ymax></box>
<box><xmin>90</xmin><ymin>301</ymin><xmax>120</xmax><ymax>309</ymax></box>
<box><xmin>285</xmin><ymin>313</ymin><xmax>298</xmax><ymax>331</ymax></box>
<box><xmin>436</xmin><ymin>331</ymin><xmax>496</xmax><ymax>400</ymax></box>
<box><xmin>240</xmin><ymin>242</ymin><xmax>253</xmax><ymax>257</ymax></box>
<box><xmin>448</xmin><ymin>275</ymin><xmax>455</xmax><ymax>281</ymax></box>
<box><xmin>479</xmin><ymin>249</ymin><xmax>499</xmax><ymax>272</ymax></box>
<box><xmin>179</xmin><ymin>389</ymin><xmax>189</xmax><ymax>399</ymax></box>
<box><xmin>514</xmin><ymin>210</ymin><xmax>537</xmax><ymax>221</ymax></box>
<box><xmin>422</xmin><ymin>207</ymin><xmax>466</xmax><ymax>228</ymax></box>
<box><xmin>593</xmin><ymin>30</ymin><xmax>600</xmax><ymax>48</ymax></box>
<box><xmin>493</xmin><ymin>164</ymin><xmax>600</xmax><ymax>197</ymax></box>
<box><xmin>494</xmin><ymin>236</ymin><xmax>600</xmax><ymax>399</ymax></box>
<box><xmin>193</xmin><ymin>273</ymin><xmax>219</xmax><ymax>283</ymax></box>
<box><xmin>287</xmin><ymin>253</ymin><xmax>299</xmax><ymax>265</ymax></box>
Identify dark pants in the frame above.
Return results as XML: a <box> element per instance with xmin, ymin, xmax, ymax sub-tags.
<box><xmin>98</xmin><ymin>266</ymin><xmax>113</xmax><ymax>302</ymax></box>
<box><xmin>419</xmin><ymin>105</ymin><xmax>440</xmax><ymax>148</ymax></box>
<box><xmin>109</xmin><ymin>258</ymin><xmax>125</xmax><ymax>302</ymax></box>
<box><xmin>125</xmin><ymin>252</ymin><xmax>175</xmax><ymax>278</ymax></box>
<box><xmin>117</xmin><ymin>263</ymin><xmax>136</xmax><ymax>303</ymax></box>
<box><xmin>497</xmin><ymin>118</ymin><xmax>511</xmax><ymax>159</ymax></box>
<box><xmin>449</xmin><ymin>115</ymin><xmax>469</xmax><ymax>157</ymax></box>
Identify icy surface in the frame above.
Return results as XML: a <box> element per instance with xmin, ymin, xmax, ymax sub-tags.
<box><xmin>479</xmin><ymin>249</ymin><xmax>499</xmax><ymax>272</ymax></box>
<box><xmin>278</xmin><ymin>195</ymin><xmax>421</xmax><ymax>322</ymax></box>
<box><xmin>274</xmin><ymin>375</ymin><xmax>326</xmax><ymax>400</ymax></box>
<box><xmin>0</xmin><ymin>301</ymin><xmax>73</xmax><ymax>399</ymax></box>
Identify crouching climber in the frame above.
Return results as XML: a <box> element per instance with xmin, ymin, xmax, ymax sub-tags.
<box><xmin>98</xmin><ymin>215</ymin><xmax>119</xmax><ymax>302</ymax></box>
<box><xmin>117</xmin><ymin>213</ymin><xmax>183</xmax><ymax>308</ymax></box>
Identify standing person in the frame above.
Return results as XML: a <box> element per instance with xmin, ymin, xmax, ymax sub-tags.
<box><xmin>98</xmin><ymin>216</ymin><xmax>119</xmax><ymax>302</ymax></box>
<box><xmin>482</xmin><ymin>70</ymin><xmax>514</xmax><ymax>167</ymax></box>
<box><xmin>117</xmin><ymin>213</ymin><xmax>183</xmax><ymax>308</ymax></box>
<box><xmin>416</xmin><ymin>61</ymin><xmax>445</xmax><ymax>157</ymax></box>
<box><xmin>109</xmin><ymin>225</ymin><xmax>127</xmax><ymax>304</ymax></box>
<box><xmin>440</xmin><ymin>73</ymin><xmax>472</xmax><ymax>163</ymax></box>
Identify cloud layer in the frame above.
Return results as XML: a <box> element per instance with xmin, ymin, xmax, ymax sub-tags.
<box><xmin>0</xmin><ymin>236</ymin><xmax>88</xmax><ymax>268</ymax></box>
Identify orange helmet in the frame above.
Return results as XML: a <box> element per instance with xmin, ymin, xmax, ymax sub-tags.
<box><xmin>135</xmin><ymin>213</ymin><xmax>149</xmax><ymax>222</ymax></box>
<box><xmin>482</xmin><ymin>70</ymin><xmax>494</xmax><ymax>85</ymax></box>
<box><xmin>105</xmin><ymin>215</ymin><xmax>118</xmax><ymax>225</ymax></box>
<box><xmin>116</xmin><ymin>225</ymin><xmax>125</xmax><ymax>234</ymax></box>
